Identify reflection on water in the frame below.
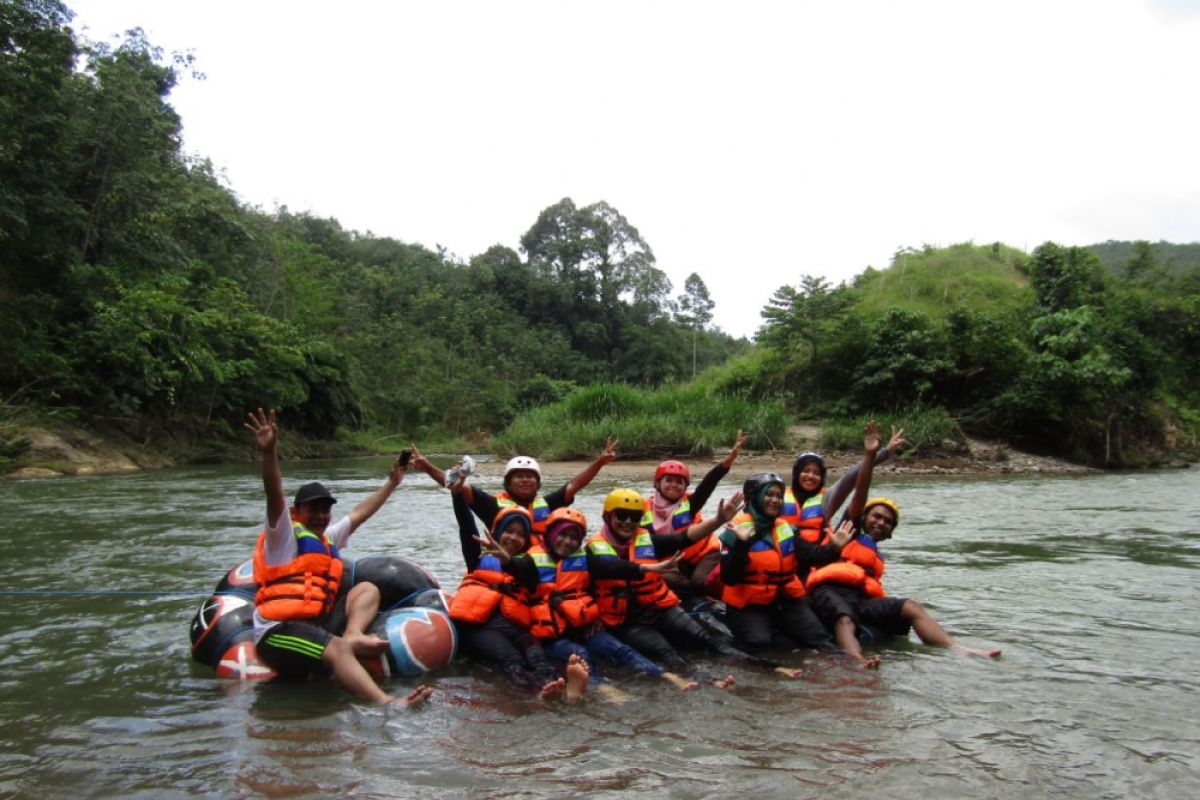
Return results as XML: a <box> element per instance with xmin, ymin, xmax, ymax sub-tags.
<box><xmin>1</xmin><ymin>461</ymin><xmax>1199</xmax><ymax>797</ymax></box>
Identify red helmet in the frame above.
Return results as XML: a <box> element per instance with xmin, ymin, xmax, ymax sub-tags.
<box><xmin>654</xmin><ymin>460</ymin><xmax>690</xmax><ymax>486</ymax></box>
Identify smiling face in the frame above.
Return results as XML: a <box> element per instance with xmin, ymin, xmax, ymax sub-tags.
<box><xmin>863</xmin><ymin>504</ymin><xmax>898</xmax><ymax>542</ymax></box>
<box><xmin>797</xmin><ymin>462</ymin><xmax>823</xmax><ymax>493</ymax></box>
<box><xmin>292</xmin><ymin>500</ymin><xmax>334</xmax><ymax>536</ymax></box>
<box><xmin>657</xmin><ymin>474</ymin><xmax>687</xmax><ymax>502</ymax></box>
<box><xmin>505</xmin><ymin>469</ymin><xmax>540</xmax><ymax>502</ymax></box>
<box><xmin>760</xmin><ymin>484</ymin><xmax>785</xmax><ymax>518</ymax></box>
<box><xmin>550</xmin><ymin>525</ymin><xmax>584</xmax><ymax>558</ymax></box>
<box><xmin>606</xmin><ymin>508</ymin><xmax>643</xmax><ymax>541</ymax></box>
<box><xmin>496</xmin><ymin>517</ymin><xmax>531</xmax><ymax>553</ymax></box>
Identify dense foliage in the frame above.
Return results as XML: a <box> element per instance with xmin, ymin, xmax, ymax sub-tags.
<box><xmin>0</xmin><ymin>1</ymin><xmax>747</xmax><ymax>445</ymax></box>
<box><xmin>745</xmin><ymin>242</ymin><xmax>1200</xmax><ymax>465</ymax></box>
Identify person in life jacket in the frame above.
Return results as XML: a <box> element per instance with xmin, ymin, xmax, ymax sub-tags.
<box><xmin>718</xmin><ymin>471</ymin><xmax>865</xmax><ymax>663</ymax></box>
<box><xmin>408</xmin><ymin>438</ymin><xmax>619</xmax><ymax>541</ymax></box>
<box><xmin>531</xmin><ymin>507</ymin><xmax>701</xmax><ymax>694</ymax></box>
<box><xmin>586</xmin><ymin>488</ymin><xmax>764</xmax><ymax>689</ymax></box>
<box><xmin>447</xmin><ymin>492</ymin><xmax>583</xmax><ymax>701</ymax></box>
<box><xmin>780</xmin><ymin>423</ymin><xmax>907</xmax><ymax>555</ymax></box>
<box><xmin>243</xmin><ymin>408</ymin><xmax>432</xmax><ymax>708</ymax></box>
<box><xmin>645</xmin><ymin>430</ymin><xmax>748</xmax><ymax>600</ymax></box>
<box><xmin>806</xmin><ymin>496</ymin><xmax>1003</xmax><ymax>661</ymax></box>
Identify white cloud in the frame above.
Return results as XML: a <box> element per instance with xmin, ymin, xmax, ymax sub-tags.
<box><xmin>67</xmin><ymin>0</ymin><xmax>1200</xmax><ymax>337</ymax></box>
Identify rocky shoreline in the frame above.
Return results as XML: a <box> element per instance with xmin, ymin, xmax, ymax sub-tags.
<box><xmin>2</xmin><ymin>422</ymin><xmax>1186</xmax><ymax>481</ymax></box>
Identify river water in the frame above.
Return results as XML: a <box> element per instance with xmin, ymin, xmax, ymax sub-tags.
<box><xmin>0</xmin><ymin>459</ymin><xmax>1197</xmax><ymax>799</ymax></box>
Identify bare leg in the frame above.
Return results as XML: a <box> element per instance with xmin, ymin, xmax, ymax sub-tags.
<box><xmin>341</xmin><ymin>583</ymin><xmax>389</xmax><ymax>658</ymax></box>
<box><xmin>564</xmin><ymin>654</ymin><xmax>589</xmax><ymax>702</ymax></box>
<box><xmin>773</xmin><ymin>665</ymin><xmax>802</xmax><ymax>679</ymax></box>
<box><xmin>833</xmin><ymin>616</ymin><xmax>881</xmax><ymax>669</ymax></box>
<box><xmin>322</xmin><ymin>635</ymin><xmax>393</xmax><ymax>704</ymax></box>
<box><xmin>904</xmin><ymin>600</ymin><xmax>1001</xmax><ymax>658</ymax></box>
<box><xmin>661</xmin><ymin>672</ymin><xmax>699</xmax><ymax>691</ymax></box>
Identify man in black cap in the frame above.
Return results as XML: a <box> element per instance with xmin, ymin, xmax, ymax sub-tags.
<box><xmin>244</xmin><ymin>407</ymin><xmax>431</xmax><ymax>706</ymax></box>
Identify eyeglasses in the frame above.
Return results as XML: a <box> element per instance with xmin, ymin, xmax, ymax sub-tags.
<box><xmin>611</xmin><ymin>509</ymin><xmax>642</xmax><ymax>523</ymax></box>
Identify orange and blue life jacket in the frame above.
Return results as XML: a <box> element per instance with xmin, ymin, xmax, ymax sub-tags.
<box><xmin>253</xmin><ymin>522</ymin><xmax>344</xmax><ymax>621</ymax></box>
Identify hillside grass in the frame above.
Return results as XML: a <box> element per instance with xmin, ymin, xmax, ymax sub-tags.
<box><xmin>854</xmin><ymin>242</ymin><xmax>1032</xmax><ymax>321</ymax></box>
<box><xmin>492</xmin><ymin>383</ymin><xmax>789</xmax><ymax>460</ymax></box>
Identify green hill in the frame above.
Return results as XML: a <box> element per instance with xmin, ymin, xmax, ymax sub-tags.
<box><xmin>853</xmin><ymin>242</ymin><xmax>1032</xmax><ymax>320</ymax></box>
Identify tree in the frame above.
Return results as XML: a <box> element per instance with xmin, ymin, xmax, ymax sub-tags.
<box><xmin>675</xmin><ymin>273</ymin><xmax>714</xmax><ymax>377</ymax></box>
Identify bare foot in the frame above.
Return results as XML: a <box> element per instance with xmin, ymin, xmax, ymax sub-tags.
<box><xmin>711</xmin><ymin>674</ymin><xmax>736</xmax><ymax>690</ymax></box>
<box><xmin>344</xmin><ymin>633</ymin><xmax>390</xmax><ymax>659</ymax></box>
<box><xmin>595</xmin><ymin>684</ymin><xmax>631</xmax><ymax>704</ymax></box>
<box><xmin>565</xmin><ymin>654</ymin><xmax>589</xmax><ymax>702</ymax></box>
<box><xmin>774</xmin><ymin>666</ymin><xmax>802</xmax><ymax>679</ymax></box>
<box><xmin>860</xmin><ymin>655</ymin><xmax>881</xmax><ymax>669</ymax></box>
<box><xmin>539</xmin><ymin>677</ymin><xmax>565</xmax><ymax>702</ymax></box>
<box><xmin>392</xmin><ymin>685</ymin><xmax>434</xmax><ymax>708</ymax></box>
<box><xmin>952</xmin><ymin>644</ymin><xmax>1003</xmax><ymax>658</ymax></box>
<box><xmin>662</xmin><ymin>672</ymin><xmax>699</xmax><ymax>691</ymax></box>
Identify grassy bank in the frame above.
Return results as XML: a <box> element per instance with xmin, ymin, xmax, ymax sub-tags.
<box><xmin>492</xmin><ymin>383</ymin><xmax>789</xmax><ymax>460</ymax></box>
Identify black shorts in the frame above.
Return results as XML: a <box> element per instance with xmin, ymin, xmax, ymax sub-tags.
<box><xmin>808</xmin><ymin>584</ymin><xmax>911</xmax><ymax>638</ymax></box>
<box><xmin>256</xmin><ymin>587</ymin><xmax>351</xmax><ymax>677</ymax></box>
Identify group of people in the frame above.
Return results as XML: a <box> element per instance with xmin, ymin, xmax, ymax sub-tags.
<box><xmin>242</xmin><ymin>408</ymin><xmax>1000</xmax><ymax>708</ymax></box>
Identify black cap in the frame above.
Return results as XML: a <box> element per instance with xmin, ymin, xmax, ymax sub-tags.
<box><xmin>293</xmin><ymin>481</ymin><xmax>337</xmax><ymax>507</ymax></box>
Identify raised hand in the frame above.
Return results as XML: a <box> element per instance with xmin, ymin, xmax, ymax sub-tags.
<box><xmin>830</xmin><ymin>518</ymin><xmax>856</xmax><ymax>548</ymax></box>
<box><xmin>886</xmin><ymin>426</ymin><xmax>907</xmax><ymax>453</ymax></box>
<box><xmin>729</xmin><ymin>429</ymin><xmax>748</xmax><ymax>461</ymax></box>
<box><xmin>864</xmin><ymin>419</ymin><xmax>882</xmax><ymax>454</ymax></box>
<box><xmin>600</xmin><ymin>436</ymin><xmax>619</xmax><ymax>464</ymax></box>
<box><xmin>715</xmin><ymin>491</ymin><xmax>745</xmax><ymax>524</ymax></box>
<box><xmin>244</xmin><ymin>408</ymin><xmax>277</xmax><ymax>451</ymax></box>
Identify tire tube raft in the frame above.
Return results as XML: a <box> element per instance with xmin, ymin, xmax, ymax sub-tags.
<box><xmin>189</xmin><ymin>556</ymin><xmax>458</xmax><ymax>681</ymax></box>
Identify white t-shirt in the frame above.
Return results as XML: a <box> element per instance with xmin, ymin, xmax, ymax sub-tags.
<box><xmin>252</xmin><ymin>512</ymin><xmax>355</xmax><ymax>641</ymax></box>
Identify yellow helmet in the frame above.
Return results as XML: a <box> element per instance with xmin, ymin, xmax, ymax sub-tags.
<box><xmin>863</xmin><ymin>497</ymin><xmax>900</xmax><ymax>526</ymax></box>
<box><xmin>603</xmin><ymin>488</ymin><xmax>645</xmax><ymax>515</ymax></box>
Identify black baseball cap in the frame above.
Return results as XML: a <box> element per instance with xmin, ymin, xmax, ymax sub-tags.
<box><xmin>293</xmin><ymin>482</ymin><xmax>337</xmax><ymax>507</ymax></box>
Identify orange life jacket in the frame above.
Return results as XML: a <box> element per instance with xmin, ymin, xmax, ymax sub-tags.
<box><xmin>781</xmin><ymin>488</ymin><xmax>826</xmax><ymax>543</ymax></box>
<box><xmin>496</xmin><ymin>491</ymin><xmax>550</xmax><ymax>538</ymax></box>
<box><xmin>527</xmin><ymin>546</ymin><xmax>600</xmax><ymax>639</ymax></box>
<box><xmin>253</xmin><ymin>522</ymin><xmax>345</xmax><ymax>621</ymax></box>
<box><xmin>448</xmin><ymin>554</ymin><xmax>535</xmax><ymax>627</ymax></box>
<box><xmin>805</xmin><ymin>535</ymin><xmax>886</xmax><ymax>597</ymax></box>
<box><xmin>587</xmin><ymin>532</ymin><xmax>680</xmax><ymax>627</ymax></box>
<box><xmin>720</xmin><ymin>513</ymin><xmax>807</xmax><ymax>609</ymax></box>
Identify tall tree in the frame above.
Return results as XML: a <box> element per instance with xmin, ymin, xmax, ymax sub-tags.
<box><xmin>675</xmin><ymin>272</ymin><xmax>714</xmax><ymax>377</ymax></box>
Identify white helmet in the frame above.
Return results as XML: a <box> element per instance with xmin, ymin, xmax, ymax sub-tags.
<box><xmin>504</xmin><ymin>455</ymin><xmax>542</xmax><ymax>482</ymax></box>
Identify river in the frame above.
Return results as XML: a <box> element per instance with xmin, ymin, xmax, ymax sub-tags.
<box><xmin>0</xmin><ymin>459</ymin><xmax>1197</xmax><ymax>798</ymax></box>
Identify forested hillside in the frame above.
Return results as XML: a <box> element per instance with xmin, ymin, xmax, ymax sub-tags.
<box><xmin>4</xmin><ymin>1</ymin><xmax>1196</xmax><ymax>471</ymax></box>
<box><xmin>726</xmin><ymin>242</ymin><xmax>1200</xmax><ymax>465</ymax></box>
<box><xmin>0</xmin><ymin>1</ymin><xmax>746</xmax><ymax>453</ymax></box>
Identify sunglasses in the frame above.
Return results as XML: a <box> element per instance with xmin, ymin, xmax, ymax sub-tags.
<box><xmin>611</xmin><ymin>509</ymin><xmax>643</xmax><ymax>523</ymax></box>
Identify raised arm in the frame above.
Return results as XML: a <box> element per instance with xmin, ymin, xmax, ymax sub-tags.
<box><xmin>409</xmin><ymin>443</ymin><xmax>448</xmax><ymax>488</ymax></box>
<box><xmin>683</xmin><ymin>492</ymin><xmax>745</xmax><ymax>541</ymax></box>
<box><xmin>244</xmin><ymin>408</ymin><xmax>285</xmax><ymax>526</ymax></box>
<box><xmin>822</xmin><ymin>425</ymin><xmax>904</xmax><ymax>522</ymax></box>
<box><xmin>690</xmin><ymin>429</ymin><xmax>747</xmax><ymax>512</ymax></box>
<box><xmin>563</xmin><ymin>436</ymin><xmax>618</xmax><ymax>501</ymax></box>
<box><xmin>347</xmin><ymin>456</ymin><xmax>406</xmax><ymax>532</ymax></box>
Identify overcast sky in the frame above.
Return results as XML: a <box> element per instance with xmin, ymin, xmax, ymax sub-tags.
<box><xmin>66</xmin><ymin>0</ymin><xmax>1200</xmax><ymax>338</ymax></box>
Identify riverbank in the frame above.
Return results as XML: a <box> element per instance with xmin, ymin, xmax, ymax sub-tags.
<box><xmin>0</xmin><ymin>417</ymin><xmax>1118</xmax><ymax>480</ymax></box>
